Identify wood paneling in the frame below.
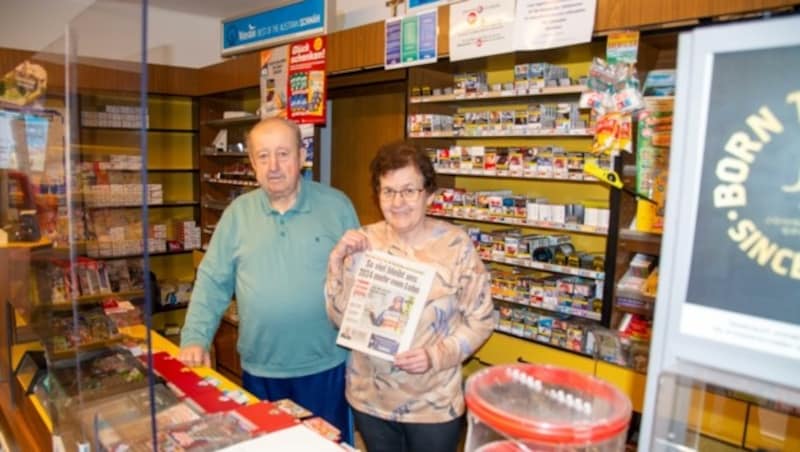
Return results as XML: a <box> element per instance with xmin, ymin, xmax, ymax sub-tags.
<box><xmin>198</xmin><ymin>53</ymin><xmax>260</xmax><ymax>95</ymax></box>
<box><xmin>330</xmin><ymin>80</ymin><xmax>407</xmax><ymax>225</ymax></box>
<box><xmin>437</xmin><ymin>5</ymin><xmax>450</xmax><ymax>56</ymax></box>
<box><xmin>213</xmin><ymin>318</ymin><xmax>242</xmax><ymax>378</ymax></box>
<box><xmin>328</xmin><ymin>68</ymin><xmax>407</xmax><ymax>90</ymax></box>
<box><xmin>0</xmin><ymin>47</ymin><xmax>199</xmax><ymax>96</ymax></box>
<box><xmin>328</xmin><ymin>22</ymin><xmax>386</xmax><ymax>74</ymax></box>
<box><xmin>148</xmin><ymin>64</ymin><xmax>200</xmax><ymax>95</ymax></box>
<box><xmin>594</xmin><ymin>0</ymin><xmax>800</xmax><ymax>32</ymax></box>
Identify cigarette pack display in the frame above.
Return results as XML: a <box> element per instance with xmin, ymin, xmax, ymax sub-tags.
<box><xmin>157</xmin><ymin>414</ymin><xmax>251</xmax><ymax>451</ymax></box>
<box><xmin>303</xmin><ymin>416</ymin><xmax>341</xmax><ymax>442</ymax></box>
<box><xmin>229</xmin><ymin>401</ymin><xmax>299</xmax><ymax>435</ymax></box>
<box><xmin>274</xmin><ymin>398</ymin><xmax>314</xmax><ymax>419</ymax></box>
<box><xmin>41</xmin><ymin>309</ymin><xmax>122</xmax><ymax>356</ymax></box>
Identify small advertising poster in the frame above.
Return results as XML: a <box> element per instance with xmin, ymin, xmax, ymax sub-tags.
<box><xmin>513</xmin><ymin>0</ymin><xmax>596</xmax><ymax>52</ymax></box>
<box><xmin>259</xmin><ymin>45</ymin><xmax>288</xmax><ymax>119</ymax></box>
<box><xmin>385</xmin><ymin>9</ymin><xmax>438</xmax><ymax>70</ymax></box>
<box><xmin>287</xmin><ymin>36</ymin><xmax>326</xmax><ymax>125</ymax></box>
<box><xmin>681</xmin><ymin>44</ymin><xmax>800</xmax><ymax>361</ymax></box>
<box><xmin>401</xmin><ymin>15</ymin><xmax>419</xmax><ymax>63</ymax></box>
<box><xmin>385</xmin><ymin>19</ymin><xmax>402</xmax><ymax>67</ymax></box>
<box><xmin>418</xmin><ymin>10</ymin><xmax>437</xmax><ymax>62</ymax></box>
<box><xmin>449</xmin><ymin>0</ymin><xmax>516</xmax><ymax>62</ymax></box>
<box><xmin>336</xmin><ymin>251</ymin><xmax>435</xmax><ymax>361</ymax></box>
<box><xmin>606</xmin><ymin>31</ymin><xmax>639</xmax><ymax>64</ymax></box>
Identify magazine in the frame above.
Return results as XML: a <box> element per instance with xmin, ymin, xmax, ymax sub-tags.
<box><xmin>336</xmin><ymin>250</ymin><xmax>435</xmax><ymax>361</ymax></box>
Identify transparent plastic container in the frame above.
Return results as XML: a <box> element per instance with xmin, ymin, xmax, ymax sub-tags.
<box><xmin>464</xmin><ymin>364</ymin><xmax>632</xmax><ymax>451</ymax></box>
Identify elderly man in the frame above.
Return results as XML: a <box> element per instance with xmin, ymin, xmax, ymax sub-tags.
<box><xmin>180</xmin><ymin>117</ymin><xmax>358</xmax><ymax>441</ymax></box>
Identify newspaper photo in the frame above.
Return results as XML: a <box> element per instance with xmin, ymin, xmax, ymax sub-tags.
<box><xmin>336</xmin><ymin>250</ymin><xmax>435</xmax><ymax>361</ymax></box>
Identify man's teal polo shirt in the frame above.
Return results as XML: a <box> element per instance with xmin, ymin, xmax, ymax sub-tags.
<box><xmin>181</xmin><ymin>180</ymin><xmax>359</xmax><ymax>377</ymax></box>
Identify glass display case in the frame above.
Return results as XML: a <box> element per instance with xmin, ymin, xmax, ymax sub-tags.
<box><xmin>0</xmin><ymin>1</ymin><xmax>162</xmax><ymax>449</ymax></box>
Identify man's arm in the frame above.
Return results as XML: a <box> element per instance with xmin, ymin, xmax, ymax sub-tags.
<box><xmin>180</xmin><ymin>207</ymin><xmax>237</xmax><ymax>351</ymax></box>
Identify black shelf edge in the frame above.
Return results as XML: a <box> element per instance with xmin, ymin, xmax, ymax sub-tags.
<box><xmin>86</xmin><ymin>249</ymin><xmax>197</xmax><ymax>260</ymax></box>
<box><xmin>84</xmin><ymin>201</ymin><xmax>199</xmax><ymax>210</ymax></box>
<box><xmin>152</xmin><ymin>303</ymin><xmax>189</xmax><ymax>314</ymax></box>
<box><xmin>148</xmin><ymin>168</ymin><xmax>200</xmax><ymax>173</ymax></box>
<box><xmin>202</xmin><ymin>201</ymin><xmax>229</xmax><ymax>211</ymax></box>
<box><xmin>614</xmin><ymin>303</ymin><xmax>654</xmax><ymax>317</ymax></box>
<box><xmin>202</xmin><ymin>116</ymin><xmax>260</xmax><ymax>127</ymax></box>
<box><xmin>81</xmin><ymin>126</ymin><xmax>198</xmax><ymax>133</ymax></box>
<box><xmin>201</xmin><ymin>152</ymin><xmax>249</xmax><ymax>157</ymax></box>
<box><xmin>619</xmin><ymin>229</ymin><xmax>663</xmax><ymax>244</ymax></box>
<box><xmin>80</xmin><ymin>167</ymin><xmax>199</xmax><ymax>173</ymax></box>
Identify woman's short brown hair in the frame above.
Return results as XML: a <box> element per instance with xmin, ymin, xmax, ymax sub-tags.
<box><xmin>370</xmin><ymin>141</ymin><xmax>437</xmax><ymax>197</ymax></box>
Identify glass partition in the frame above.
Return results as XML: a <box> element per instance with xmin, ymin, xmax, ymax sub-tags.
<box><xmin>0</xmin><ymin>1</ymin><xmax>160</xmax><ymax>449</ymax></box>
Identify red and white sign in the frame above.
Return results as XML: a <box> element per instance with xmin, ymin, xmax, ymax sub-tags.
<box><xmin>287</xmin><ymin>36</ymin><xmax>327</xmax><ymax>124</ymax></box>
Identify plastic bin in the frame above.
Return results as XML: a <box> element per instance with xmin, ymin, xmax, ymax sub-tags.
<box><xmin>464</xmin><ymin>364</ymin><xmax>631</xmax><ymax>451</ymax></box>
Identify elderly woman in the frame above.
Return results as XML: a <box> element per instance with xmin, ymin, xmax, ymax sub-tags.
<box><xmin>325</xmin><ymin>141</ymin><xmax>495</xmax><ymax>452</ymax></box>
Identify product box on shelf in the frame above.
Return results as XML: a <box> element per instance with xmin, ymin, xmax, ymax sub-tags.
<box><xmin>35</xmin><ymin>306</ymin><xmax>123</xmax><ymax>353</ymax></box>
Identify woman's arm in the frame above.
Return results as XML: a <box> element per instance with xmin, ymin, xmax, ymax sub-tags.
<box><xmin>426</xmin><ymin>239</ymin><xmax>495</xmax><ymax>371</ymax></box>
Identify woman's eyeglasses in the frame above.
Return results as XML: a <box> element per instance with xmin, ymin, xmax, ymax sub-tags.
<box><xmin>379</xmin><ymin>187</ymin><xmax>425</xmax><ymax>201</ymax></box>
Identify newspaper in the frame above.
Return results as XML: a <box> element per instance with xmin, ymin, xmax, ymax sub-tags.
<box><xmin>336</xmin><ymin>250</ymin><xmax>435</xmax><ymax>361</ymax></box>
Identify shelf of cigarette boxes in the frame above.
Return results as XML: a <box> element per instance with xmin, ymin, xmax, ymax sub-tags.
<box><xmin>427</xmin><ymin>211</ymin><xmax>608</xmax><ymax>236</ymax></box>
<box><xmin>10</xmin><ymin>326</ymin><xmax>354</xmax><ymax>450</ymax></box>
<box><xmin>409</xmin><ymin>85</ymin><xmax>589</xmax><ymax>104</ymax></box>
<box><xmin>80</xmin><ymin>184</ymin><xmax>164</xmax><ymax>207</ymax></box>
<box><xmin>203</xmin><ymin>174</ymin><xmax>260</xmax><ymax>187</ymax></box>
<box><xmin>85</xmin><ymin>239</ymin><xmax>199</xmax><ymax>258</ymax></box>
<box><xmin>409</xmin><ymin>127</ymin><xmax>594</xmax><ymax>139</ymax></box>
<box><xmin>614</xmin><ymin>288</ymin><xmax>656</xmax><ymax>316</ymax></box>
<box><xmin>493</xmin><ymin>292</ymin><xmax>601</xmax><ymax>322</ymax></box>
<box><xmin>436</xmin><ymin>167</ymin><xmax>600</xmax><ymax>183</ymax></box>
<box><xmin>483</xmin><ymin>254</ymin><xmax>605</xmax><ymax>280</ymax></box>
